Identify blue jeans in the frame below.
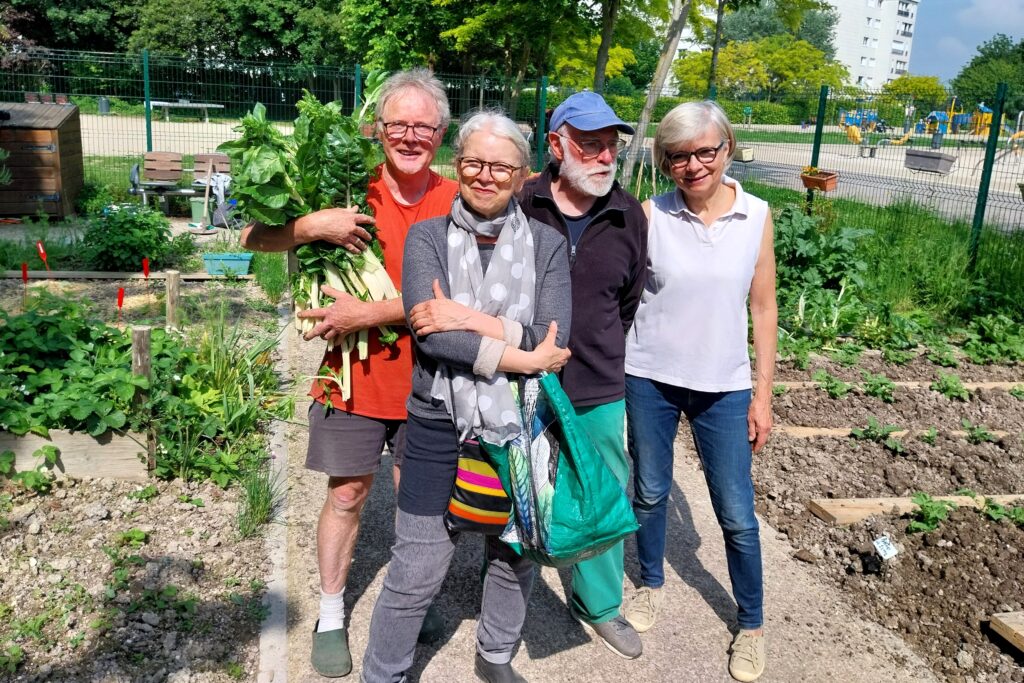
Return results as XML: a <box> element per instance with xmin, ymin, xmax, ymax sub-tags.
<box><xmin>625</xmin><ymin>374</ymin><xmax>763</xmax><ymax>630</ymax></box>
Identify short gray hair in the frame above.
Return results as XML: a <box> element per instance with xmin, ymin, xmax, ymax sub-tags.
<box><xmin>653</xmin><ymin>101</ymin><xmax>736</xmax><ymax>176</ymax></box>
<box><xmin>454</xmin><ymin>110</ymin><xmax>531</xmax><ymax>167</ymax></box>
<box><xmin>376</xmin><ymin>68</ymin><xmax>451</xmax><ymax>128</ymax></box>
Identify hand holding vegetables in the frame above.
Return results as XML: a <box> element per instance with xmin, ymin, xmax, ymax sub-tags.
<box><xmin>299</xmin><ymin>285</ymin><xmax>373</xmax><ymax>342</ymax></box>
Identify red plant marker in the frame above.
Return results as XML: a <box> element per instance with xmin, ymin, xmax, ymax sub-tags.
<box><xmin>142</xmin><ymin>257</ymin><xmax>150</xmax><ymax>279</ymax></box>
<box><xmin>36</xmin><ymin>241</ymin><xmax>50</xmax><ymax>273</ymax></box>
<box><xmin>21</xmin><ymin>262</ymin><xmax>28</xmax><ymax>284</ymax></box>
<box><xmin>117</xmin><ymin>287</ymin><xmax>125</xmax><ymax>326</ymax></box>
<box><xmin>21</xmin><ymin>262</ymin><xmax>28</xmax><ymax>311</ymax></box>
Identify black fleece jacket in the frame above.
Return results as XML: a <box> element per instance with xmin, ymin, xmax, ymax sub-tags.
<box><xmin>519</xmin><ymin>163</ymin><xmax>648</xmax><ymax>407</ymax></box>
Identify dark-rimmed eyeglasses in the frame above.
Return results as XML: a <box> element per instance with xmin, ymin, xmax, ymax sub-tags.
<box><xmin>457</xmin><ymin>157</ymin><xmax>522</xmax><ymax>183</ymax></box>
<box><xmin>379</xmin><ymin>120</ymin><xmax>440</xmax><ymax>141</ymax></box>
<box><xmin>554</xmin><ymin>133</ymin><xmax>627</xmax><ymax>160</ymax></box>
<box><xmin>666</xmin><ymin>140</ymin><xmax>727</xmax><ymax>168</ymax></box>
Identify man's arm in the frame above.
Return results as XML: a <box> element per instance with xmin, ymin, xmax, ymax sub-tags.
<box><xmin>240</xmin><ymin>206</ymin><xmax>374</xmax><ymax>253</ymax></box>
<box><xmin>299</xmin><ymin>290</ymin><xmax>406</xmax><ymax>341</ymax></box>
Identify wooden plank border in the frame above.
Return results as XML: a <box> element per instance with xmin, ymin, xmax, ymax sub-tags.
<box><xmin>991</xmin><ymin>612</ymin><xmax>1024</xmax><ymax>655</ymax></box>
<box><xmin>777</xmin><ymin>426</ymin><xmax>1011</xmax><ymax>439</ymax></box>
<box><xmin>2</xmin><ymin>270</ymin><xmax>252</xmax><ymax>281</ymax></box>
<box><xmin>0</xmin><ymin>430</ymin><xmax>149</xmax><ymax>481</ymax></box>
<box><xmin>807</xmin><ymin>494</ymin><xmax>1024</xmax><ymax>525</ymax></box>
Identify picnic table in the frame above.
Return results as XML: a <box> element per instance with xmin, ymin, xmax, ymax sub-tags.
<box><xmin>149</xmin><ymin>100</ymin><xmax>225</xmax><ymax>123</ymax></box>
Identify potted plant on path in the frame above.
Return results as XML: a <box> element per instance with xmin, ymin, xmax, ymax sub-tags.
<box><xmin>800</xmin><ymin>166</ymin><xmax>839</xmax><ymax>192</ymax></box>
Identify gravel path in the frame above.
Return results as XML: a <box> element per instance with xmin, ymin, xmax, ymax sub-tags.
<box><xmin>277</xmin><ymin>326</ymin><xmax>937</xmax><ymax>682</ymax></box>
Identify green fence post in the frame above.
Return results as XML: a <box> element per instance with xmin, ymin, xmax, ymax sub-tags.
<box><xmin>143</xmin><ymin>49</ymin><xmax>152</xmax><ymax>153</ymax></box>
<box><xmin>968</xmin><ymin>82</ymin><xmax>1008</xmax><ymax>272</ymax></box>
<box><xmin>353</xmin><ymin>64</ymin><xmax>362</xmax><ymax>113</ymax></box>
<box><xmin>805</xmin><ymin>84</ymin><xmax>829</xmax><ymax>215</ymax></box>
<box><xmin>534</xmin><ymin>75</ymin><xmax>548</xmax><ymax>172</ymax></box>
<box><xmin>708</xmin><ymin>84</ymin><xmax>718</xmax><ymax>101</ymax></box>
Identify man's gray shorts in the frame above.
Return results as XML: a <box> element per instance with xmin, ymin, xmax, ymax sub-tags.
<box><xmin>305</xmin><ymin>404</ymin><xmax>407</xmax><ymax>478</ymax></box>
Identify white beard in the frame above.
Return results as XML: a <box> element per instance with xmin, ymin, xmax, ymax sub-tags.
<box><xmin>559</xmin><ymin>139</ymin><xmax>616</xmax><ymax>198</ymax></box>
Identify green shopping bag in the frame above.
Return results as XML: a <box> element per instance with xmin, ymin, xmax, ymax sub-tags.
<box><xmin>482</xmin><ymin>373</ymin><xmax>639</xmax><ymax>567</ymax></box>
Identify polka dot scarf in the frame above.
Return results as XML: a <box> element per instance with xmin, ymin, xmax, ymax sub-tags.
<box><xmin>431</xmin><ymin>196</ymin><xmax>536</xmax><ymax>445</ymax></box>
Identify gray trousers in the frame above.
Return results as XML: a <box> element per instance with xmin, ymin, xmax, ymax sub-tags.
<box><xmin>361</xmin><ymin>509</ymin><xmax>536</xmax><ymax>683</ymax></box>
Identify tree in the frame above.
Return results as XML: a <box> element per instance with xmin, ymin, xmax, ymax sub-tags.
<box><xmin>951</xmin><ymin>34</ymin><xmax>1024</xmax><ymax>115</ymax></box>
<box><xmin>558</xmin><ymin>36</ymin><xmax>636</xmax><ymax>89</ymax></box>
<box><xmin>621</xmin><ymin>38</ymin><xmax>661</xmax><ymax>90</ymax></box>
<box><xmin>128</xmin><ymin>0</ymin><xmax>233</xmax><ymax>60</ymax></box>
<box><xmin>719</xmin><ymin>0</ymin><xmax>836</xmax><ymax>58</ymax></box>
<box><xmin>621</xmin><ymin>0</ymin><xmax>695</xmax><ymax>184</ymax></box>
<box><xmin>8</xmin><ymin>0</ymin><xmax>142</xmax><ymax>52</ymax></box>
<box><xmin>594</xmin><ymin>0</ymin><xmax>622</xmax><ymax>92</ymax></box>
<box><xmin>673</xmin><ymin>41</ymin><xmax>768</xmax><ymax>98</ymax></box>
<box><xmin>881</xmin><ymin>74</ymin><xmax>947</xmax><ymax>112</ymax></box>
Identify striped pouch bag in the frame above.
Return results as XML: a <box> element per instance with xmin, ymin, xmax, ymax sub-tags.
<box><xmin>444</xmin><ymin>438</ymin><xmax>511</xmax><ymax>535</ymax></box>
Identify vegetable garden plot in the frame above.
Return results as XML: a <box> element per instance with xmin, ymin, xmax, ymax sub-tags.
<box><xmin>775</xmin><ymin>352</ymin><xmax>1024</xmax><ymax>383</ymax></box>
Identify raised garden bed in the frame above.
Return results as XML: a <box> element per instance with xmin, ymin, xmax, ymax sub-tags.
<box><xmin>904</xmin><ymin>149</ymin><xmax>957</xmax><ymax>174</ymax></box>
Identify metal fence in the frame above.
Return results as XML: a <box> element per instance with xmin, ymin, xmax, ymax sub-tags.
<box><xmin>2</xmin><ymin>49</ymin><xmax>1022</xmax><ymax>284</ymax></box>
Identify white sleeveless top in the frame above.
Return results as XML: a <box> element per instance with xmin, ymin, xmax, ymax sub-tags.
<box><xmin>625</xmin><ymin>176</ymin><xmax>768</xmax><ymax>392</ymax></box>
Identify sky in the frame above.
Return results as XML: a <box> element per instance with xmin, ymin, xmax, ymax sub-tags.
<box><xmin>909</xmin><ymin>0</ymin><xmax>1024</xmax><ymax>82</ymax></box>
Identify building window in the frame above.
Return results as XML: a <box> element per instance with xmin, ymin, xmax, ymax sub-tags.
<box><xmin>863</xmin><ymin>36</ymin><xmax>871</xmax><ymax>46</ymax></box>
<box><xmin>865</xmin><ymin>17</ymin><xmax>881</xmax><ymax>28</ymax></box>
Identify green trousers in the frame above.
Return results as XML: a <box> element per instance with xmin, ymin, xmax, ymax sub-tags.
<box><xmin>569</xmin><ymin>399</ymin><xmax>629</xmax><ymax>624</ymax></box>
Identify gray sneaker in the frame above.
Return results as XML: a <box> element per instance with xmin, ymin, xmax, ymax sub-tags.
<box><xmin>571</xmin><ymin>608</ymin><xmax>642</xmax><ymax>659</ymax></box>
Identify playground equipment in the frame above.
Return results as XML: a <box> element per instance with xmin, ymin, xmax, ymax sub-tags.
<box><xmin>970</xmin><ymin>103</ymin><xmax>993</xmax><ymax>137</ymax></box>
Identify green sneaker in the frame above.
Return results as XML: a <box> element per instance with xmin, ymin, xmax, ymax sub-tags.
<box><xmin>311</xmin><ymin>620</ymin><xmax>352</xmax><ymax>678</ymax></box>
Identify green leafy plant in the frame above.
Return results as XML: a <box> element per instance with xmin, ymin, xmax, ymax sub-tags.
<box><xmin>881</xmin><ymin>346</ymin><xmax>916</xmax><ymax>365</ymax></box>
<box><xmin>1</xmin><ymin>445</ymin><xmax>60</xmax><ymax>493</ymax></box>
<box><xmin>827</xmin><ymin>342</ymin><xmax>863</xmax><ymax>367</ymax></box>
<box><xmin>127</xmin><ymin>485</ymin><xmax>159</xmax><ymax>502</ymax></box>
<box><xmin>925</xmin><ymin>341</ymin><xmax>959</xmax><ymax>368</ymax></box>
<box><xmin>930</xmin><ymin>372</ymin><xmax>970</xmax><ymax>401</ymax></box>
<box><xmin>960</xmin><ymin>418</ymin><xmax>995</xmax><ymax>445</ymax></box>
<box><xmin>961</xmin><ymin>314</ymin><xmax>1024</xmax><ymax>365</ymax></box>
<box><xmin>919</xmin><ymin>426</ymin><xmax>938</xmax><ymax>445</ymax></box>
<box><xmin>850</xmin><ymin>416</ymin><xmax>905</xmax><ymax>454</ymax></box>
<box><xmin>860</xmin><ymin>371</ymin><xmax>896</xmax><ymax>403</ymax></box>
<box><xmin>813</xmin><ymin>369</ymin><xmax>853</xmax><ymax>399</ymax></box>
<box><xmin>907</xmin><ymin>492</ymin><xmax>956</xmax><ymax>533</ymax></box>
<box><xmin>80</xmin><ymin>205</ymin><xmax>172</xmax><ymax>272</ymax></box>
<box><xmin>771</xmin><ymin>384</ymin><xmax>788</xmax><ymax>397</ymax></box>
<box><xmin>1010</xmin><ymin>385</ymin><xmax>1024</xmax><ymax>400</ymax></box>
<box><xmin>0</xmin><ymin>644</ymin><xmax>24</xmax><ymax>674</ymax></box>
<box><xmin>178</xmin><ymin>494</ymin><xmax>205</xmax><ymax>507</ymax></box>
<box><xmin>115</xmin><ymin>528</ymin><xmax>149</xmax><ymax>548</ymax></box>
<box><xmin>237</xmin><ymin>462</ymin><xmax>284</xmax><ymax>538</ymax></box>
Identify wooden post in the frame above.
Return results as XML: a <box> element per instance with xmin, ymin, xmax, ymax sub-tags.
<box><xmin>165</xmin><ymin>270</ymin><xmax>180</xmax><ymax>330</ymax></box>
<box><xmin>131</xmin><ymin>326</ymin><xmax>156</xmax><ymax>470</ymax></box>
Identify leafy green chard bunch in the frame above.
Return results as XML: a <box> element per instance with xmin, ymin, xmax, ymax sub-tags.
<box><xmin>218</xmin><ymin>73</ymin><xmax>397</xmax><ymax>401</ymax></box>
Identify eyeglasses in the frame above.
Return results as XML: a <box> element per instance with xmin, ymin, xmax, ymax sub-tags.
<box><xmin>554</xmin><ymin>133</ymin><xmax>627</xmax><ymax>160</ymax></box>
<box><xmin>457</xmin><ymin>157</ymin><xmax>522</xmax><ymax>183</ymax></box>
<box><xmin>666</xmin><ymin>140</ymin><xmax>727</xmax><ymax>168</ymax></box>
<box><xmin>379</xmin><ymin>120</ymin><xmax>440</xmax><ymax>141</ymax></box>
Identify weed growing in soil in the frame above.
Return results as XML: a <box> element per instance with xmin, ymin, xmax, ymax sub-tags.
<box><xmin>919</xmin><ymin>426</ymin><xmax>938</xmax><ymax>445</ymax></box>
<box><xmin>127</xmin><ymin>484</ymin><xmax>159</xmax><ymax>502</ymax></box>
<box><xmin>251</xmin><ymin>251</ymin><xmax>288</xmax><ymax>303</ymax></box>
<box><xmin>0</xmin><ymin>644</ymin><xmax>24</xmax><ymax>674</ymax></box>
<box><xmin>929</xmin><ymin>372</ymin><xmax>970</xmax><ymax>401</ymax></box>
<box><xmin>960</xmin><ymin>418</ymin><xmax>996</xmax><ymax>445</ymax></box>
<box><xmin>1010</xmin><ymin>385</ymin><xmax>1024</xmax><ymax>400</ymax></box>
<box><xmin>0</xmin><ymin>445</ymin><xmax>59</xmax><ymax>493</ymax></box>
<box><xmin>828</xmin><ymin>342</ymin><xmax>863</xmax><ymax>367</ymax></box>
<box><xmin>772</xmin><ymin>384</ymin><xmax>788</xmax><ymax>396</ymax></box>
<box><xmin>907</xmin><ymin>492</ymin><xmax>957</xmax><ymax>533</ymax></box>
<box><xmin>861</xmin><ymin>371</ymin><xmax>896</xmax><ymax>403</ymax></box>
<box><xmin>813</xmin><ymin>369</ymin><xmax>854</xmax><ymax>399</ymax></box>
<box><xmin>925</xmin><ymin>341</ymin><xmax>959</xmax><ymax>367</ymax></box>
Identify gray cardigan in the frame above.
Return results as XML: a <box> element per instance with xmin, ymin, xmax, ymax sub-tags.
<box><xmin>402</xmin><ymin>213</ymin><xmax>572</xmax><ymax>423</ymax></box>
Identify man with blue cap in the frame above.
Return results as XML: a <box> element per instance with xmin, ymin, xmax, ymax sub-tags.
<box><xmin>519</xmin><ymin>91</ymin><xmax>648</xmax><ymax>660</ymax></box>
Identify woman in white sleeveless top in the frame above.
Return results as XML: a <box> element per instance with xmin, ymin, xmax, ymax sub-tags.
<box><xmin>621</xmin><ymin>101</ymin><xmax>777</xmax><ymax>683</ymax></box>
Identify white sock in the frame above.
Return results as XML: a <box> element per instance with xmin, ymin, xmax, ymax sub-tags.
<box><xmin>317</xmin><ymin>589</ymin><xmax>345</xmax><ymax>632</ymax></box>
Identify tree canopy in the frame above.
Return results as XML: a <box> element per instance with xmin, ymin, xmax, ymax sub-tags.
<box><xmin>951</xmin><ymin>34</ymin><xmax>1024</xmax><ymax>115</ymax></box>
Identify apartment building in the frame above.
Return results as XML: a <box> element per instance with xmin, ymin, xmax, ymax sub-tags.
<box><xmin>827</xmin><ymin>0</ymin><xmax>919</xmax><ymax>88</ymax></box>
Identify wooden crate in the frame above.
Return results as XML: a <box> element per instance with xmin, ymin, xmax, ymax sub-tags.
<box><xmin>0</xmin><ymin>102</ymin><xmax>84</xmax><ymax>218</ymax></box>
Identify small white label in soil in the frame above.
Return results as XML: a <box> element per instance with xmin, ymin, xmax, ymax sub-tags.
<box><xmin>873</xmin><ymin>534</ymin><xmax>898</xmax><ymax>560</ymax></box>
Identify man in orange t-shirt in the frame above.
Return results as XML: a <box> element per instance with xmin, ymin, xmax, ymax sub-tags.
<box><xmin>241</xmin><ymin>68</ymin><xmax>457</xmax><ymax>678</ymax></box>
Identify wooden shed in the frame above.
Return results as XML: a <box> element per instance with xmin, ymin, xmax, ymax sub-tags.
<box><xmin>0</xmin><ymin>102</ymin><xmax>84</xmax><ymax>218</ymax></box>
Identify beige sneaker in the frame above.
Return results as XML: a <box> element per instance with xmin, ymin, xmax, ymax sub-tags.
<box><xmin>728</xmin><ymin>630</ymin><xmax>765</xmax><ymax>682</ymax></box>
<box><xmin>623</xmin><ymin>586</ymin><xmax>662</xmax><ymax>633</ymax></box>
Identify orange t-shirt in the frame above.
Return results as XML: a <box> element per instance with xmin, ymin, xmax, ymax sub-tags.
<box><xmin>309</xmin><ymin>170</ymin><xmax>459</xmax><ymax>419</ymax></box>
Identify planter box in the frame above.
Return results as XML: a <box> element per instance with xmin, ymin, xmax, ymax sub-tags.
<box><xmin>734</xmin><ymin>146</ymin><xmax>754</xmax><ymax>162</ymax></box>
<box><xmin>0</xmin><ymin>429</ymin><xmax>149</xmax><ymax>481</ymax></box>
<box><xmin>799</xmin><ymin>171</ymin><xmax>838</xmax><ymax>192</ymax></box>
<box><xmin>203</xmin><ymin>252</ymin><xmax>253</xmax><ymax>276</ymax></box>
<box><xmin>904</xmin><ymin>149</ymin><xmax>956</xmax><ymax>174</ymax></box>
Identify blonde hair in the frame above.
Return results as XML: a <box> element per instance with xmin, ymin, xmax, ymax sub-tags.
<box><xmin>653</xmin><ymin>101</ymin><xmax>736</xmax><ymax>176</ymax></box>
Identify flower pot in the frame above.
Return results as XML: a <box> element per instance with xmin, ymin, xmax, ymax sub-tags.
<box><xmin>203</xmin><ymin>253</ymin><xmax>252</xmax><ymax>276</ymax></box>
<box><xmin>799</xmin><ymin>171</ymin><xmax>838</xmax><ymax>192</ymax></box>
<box><xmin>735</xmin><ymin>146</ymin><xmax>754</xmax><ymax>162</ymax></box>
<box><xmin>904</xmin><ymin>149</ymin><xmax>956</xmax><ymax>174</ymax></box>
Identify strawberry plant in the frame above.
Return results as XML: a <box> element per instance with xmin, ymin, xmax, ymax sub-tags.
<box><xmin>960</xmin><ymin>418</ymin><xmax>995</xmax><ymax>445</ymax></box>
<box><xmin>861</xmin><ymin>371</ymin><xmax>896</xmax><ymax>403</ymax></box>
<box><xmin>813</xmin><ymin>369</ymin><xmax>853</xmax><ymax>399</ymax></box>
<box><xmin>925</xmin><ymin>341</ymin><xmax>959</xmax><ymax>368</ymax></box>
<box><xmin>919</xmin><ymin>426</ymin><xmax>938</xmax><ymax>445</ymax></box>
<box><xmin>771</xmin><ymin>384</ymin><xmax>788</xmax><ymax>397</ymax></box>
<box><xmin>907</xmin><ymin>492</ymin><xmax>956</xmax><ymax>533</ymax></box>
<box><xmin>0</xmin><ymin>445</ymin><xmax>59</xmax><ymax>493</ymax></box>
<box><xmin>828</xmin><ymin>342</ymin><xmax>863</xmax><ymax>367</ymax></box>
<box><xmin>1010</xmin><ymin>385</ymin><xmax>1024</xmax><ymax>400</ymax></box>
<box><xmin>930</xmin><ymin>372</ymin><xmax>970</xmax><ymax>401</ymax></box>
<box><xmin>881</xmin><ymin>346</ymin><xmax>915</xmax><ymax>365</ymax></box>
<box><xmin>961</xmin><ymin>314</ymin><xmax>1024</xmax><ymax>365</ymax></box>
<box><xmin>850</xmin><ymin>417</ymin><xmax>905</xmax><ymax>454</ymax></box>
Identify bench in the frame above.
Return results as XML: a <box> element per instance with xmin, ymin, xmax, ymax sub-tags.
<box><xmin>128</xmin><ymin>152</ymin><xmax>196</xmax><ymax>213</ymax></box>
<box><xmin>149</xmin><ymin>100</ymin><xmax>225</xmax><ymax>123</ymax></box>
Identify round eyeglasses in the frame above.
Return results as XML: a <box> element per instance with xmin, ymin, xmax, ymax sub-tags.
<box><xmin>666</xmin><ymin>140</ymin><xmax>727</xmax><ymax>168</ymax></box>
<box><xmin>457</xmin><ymin>157</ymin><xmax>522</xmax><ymax>183</ymax></box>
<box><xmin>379</xmin><ymin>120</ymin><xmax>440</xmax><ymax>141</ymax></box>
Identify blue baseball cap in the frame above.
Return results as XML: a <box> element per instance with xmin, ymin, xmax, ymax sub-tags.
<box><xmin>549</xmin><ymin>91</ymin><xmax>635</xmax><ymax>135</ymax></box>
